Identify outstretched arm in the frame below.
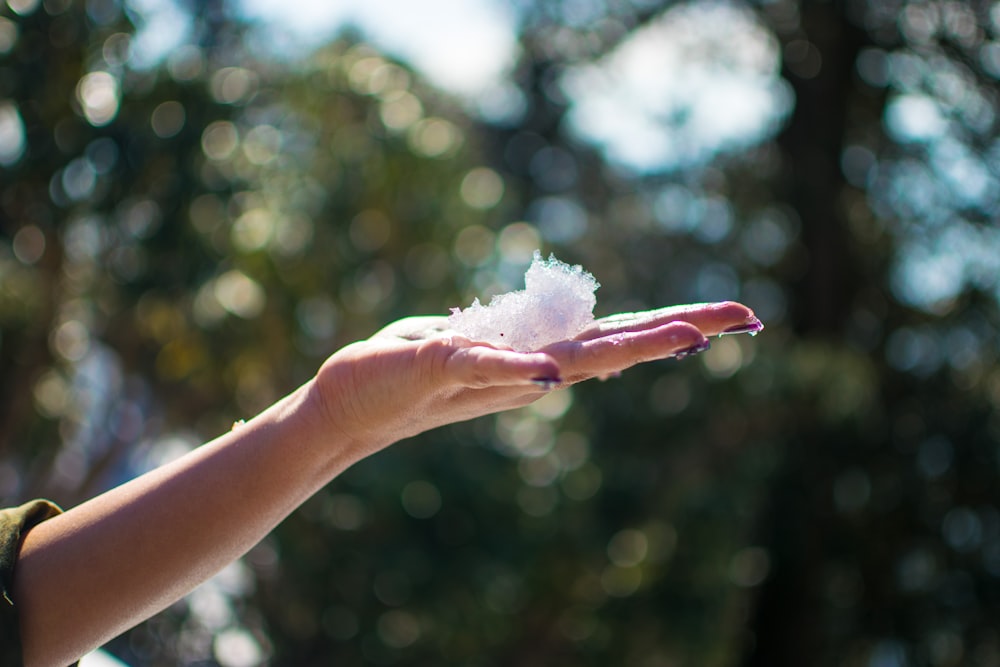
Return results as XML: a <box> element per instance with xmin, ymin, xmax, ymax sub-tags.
<box><xmin>14</xmin><ymin>301</ymin><xmax>759</xmax><ymax>667</ymax></box>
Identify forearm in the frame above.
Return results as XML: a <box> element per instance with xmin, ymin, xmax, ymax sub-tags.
<box><xmin>14</xmin><ymin>378</ymin><xmax>365</xmax><ymax>667</ymax></box>
<box><xmin>10</xmin><ymin>302</ymin><xmax>759</xmax><ymax>667</ymax></box>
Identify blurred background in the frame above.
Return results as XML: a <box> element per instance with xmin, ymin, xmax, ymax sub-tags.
<box><xmin>2</xmin><ymin>0</ymin><xmax>1000</xmax><ymax>665</ymax></box>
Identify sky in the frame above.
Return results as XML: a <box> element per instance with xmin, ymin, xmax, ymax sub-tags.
<box><xmin>128</xmin><ymin>0</ymin><xmax>519</xmax><ymax>97</ymax></box>
<box><xmin>127</xmin><ymin>0</ymin><xmax>790</xmax><ymax>174</ymax></box>
<box><xmin>236</xmin><ymin>0</ymin><xmax>519</xmax><ymax>97</ymax></box>
<box><xmin>561</xmin><ymin>2</ymin><xmax>791</xmax><ymax>172</ymax></box>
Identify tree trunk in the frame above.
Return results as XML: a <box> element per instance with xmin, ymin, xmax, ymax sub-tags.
<box><xmin>744</xmin><ymin>3</ymin><xmax>870</xmax><ymax>664</ymax></box>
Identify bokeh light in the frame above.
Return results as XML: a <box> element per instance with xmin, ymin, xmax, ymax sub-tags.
<box><xmin>562</xmin><ymin>1</ymin><xmax>792</xmax><ymax>172</ymax></box>
<box><xmin>0</xmin><ymin>101</ymin><xmax>25</xmax><ymax>165</ymax></box>
<box><xmin>76</xmin><ymin>71</ymin><xmax>120</xmax><ymax>126</ymax></box>
<box><xmin>3</xmin><ymin>1</ymin><xmax>1000</xmax><ymax>665</ymax></box>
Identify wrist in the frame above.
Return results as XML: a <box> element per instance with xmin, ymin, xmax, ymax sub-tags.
<box><xmin>234</xmin><ymin>378</ymin><xmax>372</xmax><ymax>486</ymax></box>
<box><xmin>296</xmin><ymin>372</ymin><xmax>393</xmax><ymax>470</ymax></box>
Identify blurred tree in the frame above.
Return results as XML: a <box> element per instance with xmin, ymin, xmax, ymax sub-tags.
<box><xmin>455</xmin><ymin>0</ymin><xmax>1000</xmax><ymax>665</ymax></box>
<box><xmin>744</xmin><ymin>1</ymin><xmax>1000</xmax><ymax>664</ymax></box>
<box><xmin>3</xmin><ymin>0</ymin><xmax>1000</xmax><ymax>666</ymax></box>
<box><xmin>500</xmin><ymin>1</ymin><xmax>1000</xmax><ymax>665</ymax></box>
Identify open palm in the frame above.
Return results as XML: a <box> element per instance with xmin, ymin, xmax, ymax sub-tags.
<box><xmin>312</xmin><ymin>301</ymin><xmax>761</xmax><ymax>454</ymax></box>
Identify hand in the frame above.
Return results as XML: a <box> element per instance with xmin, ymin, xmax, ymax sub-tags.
<box><xmin>310</xmin><ymin>301</ymin><xmax>760</xmax><ymax>454</ymax></box>
<box><xmin>10</xmin><ymin>301</ymin><xmax>760</xmax><ymax>667</ymax></box>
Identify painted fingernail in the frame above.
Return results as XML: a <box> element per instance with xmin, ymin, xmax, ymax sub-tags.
<box><xmin>673</xmin><ymin>340</ymin><xmax>711</xmax><ymax>360</ymax></box>
<box><xmin>531</xmin><ymin>377</ymin><xmax>562</xmax><ymax>390</ymax></box>
<box><xmin>720</xmin><ymin>318</ymin><xmax>764</xmax><ymax>337</ymax></box>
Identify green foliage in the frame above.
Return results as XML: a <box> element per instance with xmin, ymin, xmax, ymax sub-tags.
<box><xmin>3</xmin><ymin>1</ymin><xmax>1000</xmax><ymax>666</ymax></box>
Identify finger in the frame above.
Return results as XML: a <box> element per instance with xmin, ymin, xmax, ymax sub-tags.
<box><xmin>578</xmin><ymin>301</ymin><xmax>760</xmax><ymax>340</ymax></box>
<box><xmin>550</xmin><ymin>321</ymin><xmax>709</xmax><ymax>384</ymax></box>
<box><xmin>372</xmin><ymin>316</ymin><xmax>451</xmax><ymax>341</ymax></box>
<box><xmin>443</xmin><ymin>345</ymin><xmax>562</xmax><ymax>389</ymax></box>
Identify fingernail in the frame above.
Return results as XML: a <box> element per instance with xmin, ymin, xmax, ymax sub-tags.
<box><xmin>720</xmin><ymin>318</ymin><xmax>764</xmax><ymax>337</ymax></box>
<box><xmin>531</xmin><ymin>377</ymin><xmax>562</xmax><ymax>390</ymax></box>
<box><xmin>673</xmin><ymin>340</ymin><xmax>711</xmax><ymax>360</ymax></box>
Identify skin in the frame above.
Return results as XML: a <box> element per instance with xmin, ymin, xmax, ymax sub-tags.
<box><xmin>13</xmin><ymin>301</ymin><xmax>759</xmax><ymax>667</ymax></box>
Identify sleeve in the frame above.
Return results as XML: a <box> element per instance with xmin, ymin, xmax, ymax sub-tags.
<box><xmin>1</xmin><ymin>499</ymin><xmax>64</xmax><ymax>667</ymax></box>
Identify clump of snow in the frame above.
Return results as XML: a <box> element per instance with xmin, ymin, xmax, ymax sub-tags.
<box><xmin>448</xmin><ymin>250</ymin><xmax>600</xmax><ymax>351</ymax></box>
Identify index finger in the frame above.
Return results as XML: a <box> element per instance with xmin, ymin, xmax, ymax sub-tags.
<box><xmin>578</xmin><ymin>301</ymin><xmax>761</xmax><ymax>340</ymax></box>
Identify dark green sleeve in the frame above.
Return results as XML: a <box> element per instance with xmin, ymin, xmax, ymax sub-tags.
<box><xmin>1</xmin><ymin>499</ymin><xmax>63</xmax><ymax>667</ymax></box>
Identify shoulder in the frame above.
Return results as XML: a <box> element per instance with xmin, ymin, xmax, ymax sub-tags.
<box><xmin>1</xmin><ymin>499</ymin><xmax>64</xmax><ymax>666</ymax></box>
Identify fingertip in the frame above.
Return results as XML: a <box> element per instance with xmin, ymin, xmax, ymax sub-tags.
<box><xmin>526</xmin><ymin>352</ymin><xmax>561</xmax><ymax>382</ymax></box>
<box><xmin>663</xmin><ymin>319</ymin><xmax>709</xmax><ymax>343</ymax></box>
<box><xmin>710</xmin><ymin>300</ymin><xmax>756</xmax><ymax>322</ymax></box>
<box><xmin>610</xmin><ymin>320</ymin><xmax>707</xmax><ymax>362</ymax></box>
